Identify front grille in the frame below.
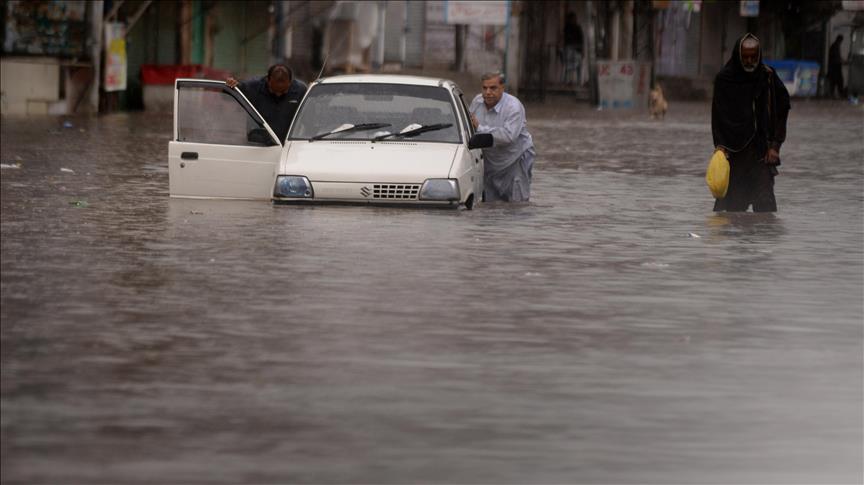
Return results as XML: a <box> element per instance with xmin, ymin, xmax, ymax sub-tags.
<box><xmin>372</xmin><ymin>184</ymin><xmax>420</xmax><ymax>200</ymax></box>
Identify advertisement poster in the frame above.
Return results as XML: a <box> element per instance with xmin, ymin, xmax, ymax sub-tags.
<box><xmin>103</xmin><ymin>22</ymin><xmax>127</xmax><ymax>92</ymax></box>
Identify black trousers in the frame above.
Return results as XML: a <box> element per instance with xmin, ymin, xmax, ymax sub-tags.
<box><xmin>827</xmin><ymin>68</ymin><xmax>845</xmax><ymax>98</ymax></box>
<box><xmin>713</xmin><ymin>142</ymin><xmax>777</xmax><ymax>213</ymax></box>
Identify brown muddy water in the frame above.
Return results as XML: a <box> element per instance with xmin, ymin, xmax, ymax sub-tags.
<box><xmin>1</xmin><ymin>100</ymin><xmax>862</xmax><ymax>484</ymax></box>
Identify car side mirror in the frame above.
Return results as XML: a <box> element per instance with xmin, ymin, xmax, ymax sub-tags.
<box><xmin>248</xmin><ymin>127</ymin><xmax>278</xmax><ymax>146</ymax></box>
<box><xmin>468</xmin><ymin>133</ymin><xmax>493</xmax><ymax>150</ymax></box>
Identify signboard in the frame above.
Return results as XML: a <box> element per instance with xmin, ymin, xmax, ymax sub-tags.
<box><xmin>597</xmin><ymin>60</ymin><xmax>651</xmax><ymax>110</ymax></box>
<box><xmin>103</xmin><ymin>22</ymin><xmax>127</xmax><ymax>92</ymax></box>
<box><xmin>740</xmin><ymin>0</ymin><xmax>759</xmax><ymax>17</ymax></box>
<box><xmin>444</xmin><ymin>1</ymin><xmax>508</xmax><ymax>26</ymax></box>
<box><xmin>3</xmin><ymin>0</ymin><xmax>88</xmax><ymax>57</ymax></box>
<box><xmin>652</xmin><ymin>1</ymin><xmax>699</xmax><ymax>11</ymax></box>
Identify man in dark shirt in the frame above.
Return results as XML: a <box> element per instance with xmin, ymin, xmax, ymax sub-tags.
<box><xmin>827</xmin><ymin>35</ymin><xmax>845</xmax><ymax>99</ymax></box>
<box><xmin>712</xmin><ymin>33</ymin><xmax>790</xmax><ymax>213</ymax></box>
<box><xmin>561</xmin><ymin>12</ymin><xmax>584</xmax><ymax>85</ymax></box>
<box><xmin>226</xmin><ymin>64</ymin><xmax>307</xmax><ymax>143</ymax></box>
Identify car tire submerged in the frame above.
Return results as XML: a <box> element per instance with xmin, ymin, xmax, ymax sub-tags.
<box><xmin>464</xmin><ymin>194</ymin><xmax>475</xmax><ymax>210</ymax></box>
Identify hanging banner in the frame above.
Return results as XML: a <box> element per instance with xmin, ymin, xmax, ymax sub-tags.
<box><xmin>444</xmin><ymin>1</ymin><xmax>508</xmax><ymax>26</ymax></box>
<box><xmin>740</xmin><ymin>0</ymin><xmax>759</xmax><ymax>17</ymax></box>
<box><xmin>103</xmin><ymin>22</ymin><xmax>127</xmax><ymax>92</ymax></box>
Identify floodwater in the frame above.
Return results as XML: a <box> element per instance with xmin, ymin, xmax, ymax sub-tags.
<box><xmin>2</xmin><ymin>100</ymin><xmax>862</xmax><ymax>484</ymax></box>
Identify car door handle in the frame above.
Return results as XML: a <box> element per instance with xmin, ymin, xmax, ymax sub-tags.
<box><xmin>181</xmin><ymin>152</ymin><xmax>198</xmax><ymax>160</ymax></box>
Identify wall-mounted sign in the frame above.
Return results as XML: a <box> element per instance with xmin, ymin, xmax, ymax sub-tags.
<box><xmin>740</xmin><ymin>0</ymin><xmax>759</xmax><ymax>17</ymax></box>
<box><xmin>444</xmin><ymin>1</ymin><xmax>509</xmax><ymax>26</ymax></box>
<box><xmin>597</xmin><ymin>60</ymin><xmax>651</xmax><ymax>110</ymax></box>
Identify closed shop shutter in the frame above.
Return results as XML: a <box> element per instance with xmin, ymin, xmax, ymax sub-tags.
<box><xmin>405</xmin><ymin>1</ymin><xmax>426</xmax><ymax>68</ymax></box>
<box><xmin>384</xmin><ymin>2</ymin><xmax>406</xmax><ymax>63</ymax></box>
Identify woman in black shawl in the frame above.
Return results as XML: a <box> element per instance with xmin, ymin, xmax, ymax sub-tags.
<box><xmin>712</xmin><ymin>33</ymin><xmax>791</xmax><ymax>212</ymax></box>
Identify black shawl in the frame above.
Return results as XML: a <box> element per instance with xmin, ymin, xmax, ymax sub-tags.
<box><xmin>712</xmin><ymin>34</ymin><xmax>791</xmax><ymax>154</ymax></box>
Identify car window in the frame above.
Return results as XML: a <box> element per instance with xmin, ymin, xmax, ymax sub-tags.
<box><xmin>289</xmin><ymin>83</ymin><xmax>461</xmax><ymax>143</ymax></box>
<box><xmin>455</xmin><ymin>90</ymin><xmax>475</xmax><ymax>137</ymax></box>
<box><xmin>177</xmin><ymin>86</ymin><xmax>272</xmax><ymax>146</ymax></box>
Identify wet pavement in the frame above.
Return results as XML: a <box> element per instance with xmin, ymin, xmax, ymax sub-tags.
<box><xmin>2</xmin><ymin>100</ymin><xmax>862</xmax><ymax>484</ymax></box>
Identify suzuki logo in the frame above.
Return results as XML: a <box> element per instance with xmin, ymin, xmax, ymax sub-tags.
<box><xmin>360</xmin><ymin>186</ymin><xmax>371</xmax><ymax>197</ymax></box>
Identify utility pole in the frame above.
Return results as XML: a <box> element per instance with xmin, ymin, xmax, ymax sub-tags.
<box><xmin>453</xmin><ymin>24</ymin><xmax>465</xmax><ymax>71</ymax></box>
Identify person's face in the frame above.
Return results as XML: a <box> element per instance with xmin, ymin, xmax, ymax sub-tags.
<box><xmin>267</xmin><ymin>75</ymin><xmax>292</xmax><ymax>96</ymax></box>
<box><xmin>481</xmin><ymin>76</ymin><xmax>505</xmax><ymax>108</ymax></box>
<box><xmin>741</xmin><ymin>44</ymin><xmax>759</xmax><ymax>73</ymax></box>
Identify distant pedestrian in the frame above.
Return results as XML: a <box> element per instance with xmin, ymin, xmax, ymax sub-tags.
<box><xmin>469</xmin><ymin>72</ymin><xmax>535</xmax><ymax>202</ymax></box>
<box><xmin>827</xmin><ymin>35</ymin><xmax>845</xmax><ymax>99</ymax></box>
<box><xmin>561</xmin><ymin>12</ymin><xmax>584</xmax><ymax>85</ymax></box>
<box><xmin>712</xmin><ymin>33</ymin><xmax>790</xmax><ymax>212</ymax></box>
<box><xmin>226</xmin><ymin>63</ymin><xmax>307</xmax><ymax>142</ymax></box>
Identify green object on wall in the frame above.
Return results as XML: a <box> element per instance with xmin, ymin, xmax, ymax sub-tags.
<box><xmin>192</xmin><ymin>0</ymin><xmax>204</xmax><ymax>64</ymax></box>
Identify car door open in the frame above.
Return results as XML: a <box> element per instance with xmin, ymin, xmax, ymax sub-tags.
<box><xmin>168</xmin><ymin>79</ymin><xmax>282</xmax><ymax>199</ymax></box>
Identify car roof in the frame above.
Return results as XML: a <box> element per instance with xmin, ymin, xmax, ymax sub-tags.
<box><xmin>314</xmin><ymin>74</ymin><xmax>458</xmax><ymax>89</ymax></box>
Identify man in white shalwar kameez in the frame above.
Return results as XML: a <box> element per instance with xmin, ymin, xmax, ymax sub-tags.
<box><xmin>469</xmin><ymin>72</ymin><xmax>535</xmax><ymax>202</ymax></box>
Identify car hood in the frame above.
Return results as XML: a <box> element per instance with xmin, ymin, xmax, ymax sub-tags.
<box><xmin>282</xmin><ymin>141</ymin><xmax>458</xmax><ymax>183</ymax></box>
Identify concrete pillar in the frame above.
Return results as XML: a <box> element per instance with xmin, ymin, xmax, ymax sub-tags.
<box><xmin>401</xmin><ymin>0</ymin><xmax>408</xmax><ymax>65</ymax></box>
<box><xmin>179</xmin><ymin>1</ymin><xmax>191</xmax><ymax>64</ymax></box>
<box><xmin>192</xmin><ymin>0</ymin><xmax>204</xmax><ymax>64</ymax></box>
<box><xmin>374</xmin><ymin>1</ymin><xmax>386</xmax><ymax>69</ymax></box>
<box><xmin>506</xmin><ymin>10</ymin><xmax>520</xmax><ymax>94</ymax></box>
<box><xmin>586</xmin><ymin>0</ymin><xmax>598</xmax><ymax>104</ymax></box>
<box><xmin>90</xmin><ymin>0</ymin><xmax>104</xmax><ymax>113</ymax></box>
<box><xmin>611</xmin><ymin>7</ymin><xmax>620</xmax><ymax>61</ymax></box>
<box><xmin>622</xmin><ymin>0</ymin><xmax>633</xmax><ymax>59</ymax></box>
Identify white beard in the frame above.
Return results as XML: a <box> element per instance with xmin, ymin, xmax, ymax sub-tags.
<box><xmin>743</xmin><ymin>64</ymin><xmax>756</xmax><ymax>72</ymax></box>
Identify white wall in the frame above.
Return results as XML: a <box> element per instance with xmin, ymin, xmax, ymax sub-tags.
<box><xmin>0</xmin><ymin>58</ymin><xmax>61</xmax><ymax>115</ymax></box>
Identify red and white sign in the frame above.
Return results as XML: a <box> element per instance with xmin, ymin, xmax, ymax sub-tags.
<box><xmin>445</xmin><ymin>1</ymin><xmax>508</xmax><ymax>26</ymax></box>
<box><xmin>597</xmin><ymin>60</ymin><xmax>651</xmax><ymax>110</ymax></box>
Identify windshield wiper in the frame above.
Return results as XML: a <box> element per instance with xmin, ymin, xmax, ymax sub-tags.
<box><xmin>310</xmin><ymin>123</ymin><xmax>392</xmax><ymax>141</ymax></box>
<box><xmin>373</xmin><ymin>123</ymin><xmax>453</xmax><ymax>141</ymax></box>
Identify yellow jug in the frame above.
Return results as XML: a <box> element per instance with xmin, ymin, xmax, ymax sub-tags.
<box><xmin>706</xmin><ymin>149</ymin><xmax>730</xmax><ymax>199</ymax></box>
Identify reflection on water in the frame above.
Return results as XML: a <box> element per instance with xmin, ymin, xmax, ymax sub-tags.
<box><xmin>2</xmin><ymin>103</ymin><xmax>862</xmax><ymax>484</ymax></box>
<box><xmin>706</xmin><ymin>212</ymin><xmax>788</xmax><ymax>240</ymax></box>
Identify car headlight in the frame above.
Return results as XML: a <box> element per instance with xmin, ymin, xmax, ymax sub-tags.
<box><xmin>419</xmin><ymin>178</ymin><xmax>460</xmax><ymax>201</ymax></box>
<box><xmin>274</xmin><ymin>175</ymin><xmax>313</xmax><ymax>198</ymax></box>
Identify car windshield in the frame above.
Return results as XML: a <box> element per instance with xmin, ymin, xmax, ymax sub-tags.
<box><xmin>288</xmin><ymin>83</ymin><xmax>461</xmax><ymax>143</ymax></box>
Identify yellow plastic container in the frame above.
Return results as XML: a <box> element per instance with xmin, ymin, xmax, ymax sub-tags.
<box><xmin>706</xmin><ymin>150</ymin><xmax>730</xmax><ymax>199</ymax></box>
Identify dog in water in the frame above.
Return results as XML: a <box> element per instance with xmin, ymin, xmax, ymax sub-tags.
<box><xmin>649</xmin><ymin>84</ymin><xmax>668</xmax><ymax>120</ymax></box>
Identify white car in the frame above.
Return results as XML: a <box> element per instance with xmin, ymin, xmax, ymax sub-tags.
<box><xmin>168</xmin><ymin>74</ymin><xmax>492</xmax><ymax>209</ymax></box>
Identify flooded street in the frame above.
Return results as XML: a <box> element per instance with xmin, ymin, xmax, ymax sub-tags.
<box><xmin>2</xmin><ymin>100</ymin><xmax>862</xmax><ymax>483</ymax></box>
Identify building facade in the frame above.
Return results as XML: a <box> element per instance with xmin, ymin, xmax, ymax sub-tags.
<box><xmin>2</xmin><ymin>1</ymin><xmax>852</xmax><ymax>115</ymax></box>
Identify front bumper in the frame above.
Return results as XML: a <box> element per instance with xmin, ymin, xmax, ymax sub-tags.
<box><xmin>272</xmin><ymin>181</ymin><xmax>464</xmax><ymax>206</ymax></box>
